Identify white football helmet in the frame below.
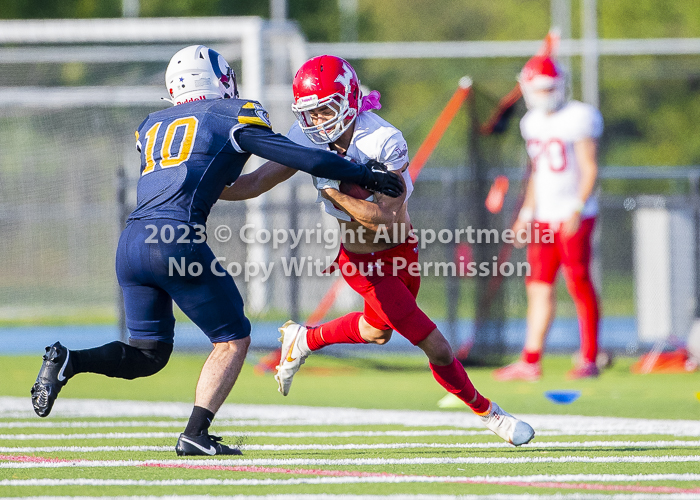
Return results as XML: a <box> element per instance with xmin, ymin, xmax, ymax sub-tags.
<box><xmin>165</xmin><ymin>45</ymin><xmax>238</xmax><ymax>105</ymax></box>
<box><xmin>518</xmin><ymin>55</ymin><xmax>567</xmax><ymax>113</ymax></box>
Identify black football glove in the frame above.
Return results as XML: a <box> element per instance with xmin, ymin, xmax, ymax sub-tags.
<box><xmin>359</xmin><ymin>159</ymin><xmax>405</xmax><ymax>198</ymax></box>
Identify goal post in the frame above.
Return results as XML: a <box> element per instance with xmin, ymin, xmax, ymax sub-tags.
<box><xmin>0</xmin><ymin>17</ymin><xmax>307</xmax><ymax>334</ymax></box>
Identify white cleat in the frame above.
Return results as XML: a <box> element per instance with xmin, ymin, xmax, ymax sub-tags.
<box><xmin>479</xmin><ymin>401</ymin><xmax>535</xmax><ymax>446</ymax></box>
<box><xmin>274</xmin><ymin>320</ymin><xmax>311</xmax><ymax>396</ymax></box>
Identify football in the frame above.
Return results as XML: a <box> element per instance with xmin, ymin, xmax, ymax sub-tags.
<box><xmin>339</xmin><ymin>182</ymin><xmax>373</xmax><ymax>200</ymax></box>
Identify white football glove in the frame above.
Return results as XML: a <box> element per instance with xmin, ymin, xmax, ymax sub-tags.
<box><xmin>311</xmin><ymin>177</ymin><xmax>351</xmax><ymax>221</ymax></box>
<box><xmin>312</xmin><ymin>176</ymin><xmax>340</xmax><ymax>191</ymax></box>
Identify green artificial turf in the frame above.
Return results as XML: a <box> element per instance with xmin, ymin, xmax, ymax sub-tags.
<box><xmin>2</xmin><ymin>353</ymin><xmax>699</xmax><ymax>498</ymax></box>
<box><xmin>2</xmin><ymin>352</ymin><xmax>699</xmax><ymax>419</ymax></box>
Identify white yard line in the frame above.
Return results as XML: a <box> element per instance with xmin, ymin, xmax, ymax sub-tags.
<box><xmin>0</xmin><ymin>422</ymin><xmax>694</xmax><ymax>439</ymax></box>
<box><xmin>1</xmin><ymin>441</ymin><xmax>700</xmax><ymax>454</ymax></box>
<box><xmin>2</xmin><ymin>473</ymin><xmax>700</xmax><ymax>486</ymax></box>
<box><xmin>0</xmin><ymin>423</ymin><xmax>493</xmax><ymax>436</ymax></box>
<box><xmin>0</xmin><ymin>422</ymin><xmax>684</xmax><ymax>442</ymax></box>
<box><xmin>0</xmin><ymin>432</ymin><xmax>178</xmax><ymax>440</ymax></box>
<box><xmin>2</xmin><ymin>397</ymin><xmax>700</xmax><ymax>437</ymax></box>
<box><xmin>1</xmin><ymin>427</ymin><xmax>698</xmax><ymax>441</ymax></box>
<box><xmin>2</xmin><ymin>455</ymin><xmax>700</xmax><ymax>468</ymax></box>
<box><xmin>1</xmin><ymin>446</ymin><xmax>173</xmax><ymax>452</ymax></box>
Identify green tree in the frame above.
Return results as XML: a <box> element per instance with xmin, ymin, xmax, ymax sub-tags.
<box><xmin>1</xmin><ymin>0</ymin><xmax>698</xmax><ymax>166</ymax></box>
<box><xmin>0</xmin><ymin>0</ymin><xmax>120</xmax><ymax>18</ymax></box>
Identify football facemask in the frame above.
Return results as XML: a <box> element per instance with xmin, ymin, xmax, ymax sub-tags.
<box><xmin>292</xmin><ymin>96</ymin><xmax>355</xmax><ymax>145</ymax></box>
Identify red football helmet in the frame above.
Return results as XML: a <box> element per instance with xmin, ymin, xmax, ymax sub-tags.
<box><xmin>292</xmin><ymin>55</ymin><xmax>360</xmax><ymax>144</ymax></box>
<box><xmin>518</xmin><ymin>55</ymin><xmax>566</xmax><ymax>112</ymax></box>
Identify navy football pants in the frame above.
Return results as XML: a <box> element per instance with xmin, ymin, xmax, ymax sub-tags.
<box><xmin>116</xmin><ymin>219</ymin><xmax>251</xmax><ymax>344</ymax></box>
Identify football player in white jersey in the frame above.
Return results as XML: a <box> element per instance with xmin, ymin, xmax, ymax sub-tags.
<box><xmin>222</xmin><ymin>55</ymin><xmax>535</xmax><ymax>446</ymax></box>
<box><xmin>494</xmin><ymin>55</ymin><xmax>603</xmax><ymax>381</ymax></box>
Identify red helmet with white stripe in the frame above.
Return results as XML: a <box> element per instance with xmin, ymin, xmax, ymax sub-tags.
<box><xmin>518</xmin><ymin>55</ymin><xmax>566</xmax><ymax>112</ymax></box>
<box><xmin>292</xmin><ymin>55</ymin><xmax>360</xmax><ymax>144</ymax></box>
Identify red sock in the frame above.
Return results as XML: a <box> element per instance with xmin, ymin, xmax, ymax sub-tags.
<box><xmin>523</xmin><ymin>350</ymin><xmax>541</xmax><ymax>364</ymax></box>
<box><xmin>306</xmin><ymin>312</ymin><xmax>366</xmax><ymax>351</ymax></box>
<box><xmin>430</xmin><ymin>359</ymin><xmax>490</xmax><ymax>414</ymax></box>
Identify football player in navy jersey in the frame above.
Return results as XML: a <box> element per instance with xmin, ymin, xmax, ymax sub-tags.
<box><xmin>30</xmin><ymin>45</ymin><xmax>403</xmax><ymax>456</ymax></box>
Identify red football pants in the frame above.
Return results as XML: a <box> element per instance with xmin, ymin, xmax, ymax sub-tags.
<box><xmin>526</xmin><ymin>217</ymin><xmax>600</xmax><ymax>363</ymax></box>
<box><xmin>337</xmin><ymin>240</ymin><xmax>437</xmax><ymax>345</ymax></box>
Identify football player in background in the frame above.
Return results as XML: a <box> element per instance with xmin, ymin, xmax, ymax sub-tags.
<box><xmin>222</xmin><ymin>55</ymin><xmax>535</xmax><ymax>446</ymax></box>
<box><xmin>30</xmin><ymin>45</ymin><xmax>404</xmax><ymax>456</ymax></box>
<box><xmin>494</xmin><ymin>55</ymin><xmax>603</xmax><ymax>381</ymax></box>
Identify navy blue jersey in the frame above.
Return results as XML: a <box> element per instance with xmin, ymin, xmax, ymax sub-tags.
<box><xmin>129</xmin><ymin>98</ymin><xmax>372</xmax><ymax>226</ymax></box>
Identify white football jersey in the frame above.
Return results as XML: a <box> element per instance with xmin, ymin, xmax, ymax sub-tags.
<box><xmin>520</xmin><ymin>100</ymin><xmax>603</xmax><ymax>223</ymax></box>
<box><xmin>287</xmin><ymin>111</ymin><xmax>413</xmax><ymax>221</ymax></box>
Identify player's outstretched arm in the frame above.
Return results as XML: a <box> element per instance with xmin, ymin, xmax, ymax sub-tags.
<box><xmin>322</xmin><ymin>169</ymin><xmax>408</xmax><ymax>233</ymax></box>
<box><xmin>219</xmin><ymin>161</ymin><xmax>296</xmax><ymax>201</ymax></box>
<box><xmin>233</xmin><ymin>126</ymin><xmax>403</xmax><ymax>198</ymax></box>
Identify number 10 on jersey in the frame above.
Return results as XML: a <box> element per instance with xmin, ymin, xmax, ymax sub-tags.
<box><xmin>140</xmin><ymin>116</ymin><xmax>199</xmax><ymax>176</ymax></box>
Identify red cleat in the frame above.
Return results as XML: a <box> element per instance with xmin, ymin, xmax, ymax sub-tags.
<box><xmin>493</xmin><ymin>360</ymin><xmax>542</xmax><ymax>382</ymax></box>
<box><xmin>567</xmin><ymin>361</ymin><xmax>599</xmax><ymax>380</ymax></box>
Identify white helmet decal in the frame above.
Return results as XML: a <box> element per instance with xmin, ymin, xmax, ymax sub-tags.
<box><xmin>334</xmin><ymin>63</ymin><xmax>353</xmax><ymax>89</ymax></box>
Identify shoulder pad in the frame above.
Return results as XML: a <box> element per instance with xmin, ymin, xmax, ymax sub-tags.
<box><xmin>238</xmin><ymin>100</ymin><xmax>272</xmax><ymax>129</ymax></box>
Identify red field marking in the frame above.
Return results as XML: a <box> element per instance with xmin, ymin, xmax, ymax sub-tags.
<box><xmin>453</xmin><ymin>479</ymin><xmax>700</xmax><ymax>495</ymax></box>
<box><xmin>148</xmin><ymin>462</ymin><xmax>389</xmax><ymax>477</ymax></box>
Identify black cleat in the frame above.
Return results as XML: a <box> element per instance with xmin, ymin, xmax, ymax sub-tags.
<box><xmin>175</xmin><ymin>433</ymin><xmax>242</xmax><ymax>456</ymax></box>
<box><xmin>31</xmin><ymin>342</ymin><xmax>73</xmax><ymax>418</ymax></box>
